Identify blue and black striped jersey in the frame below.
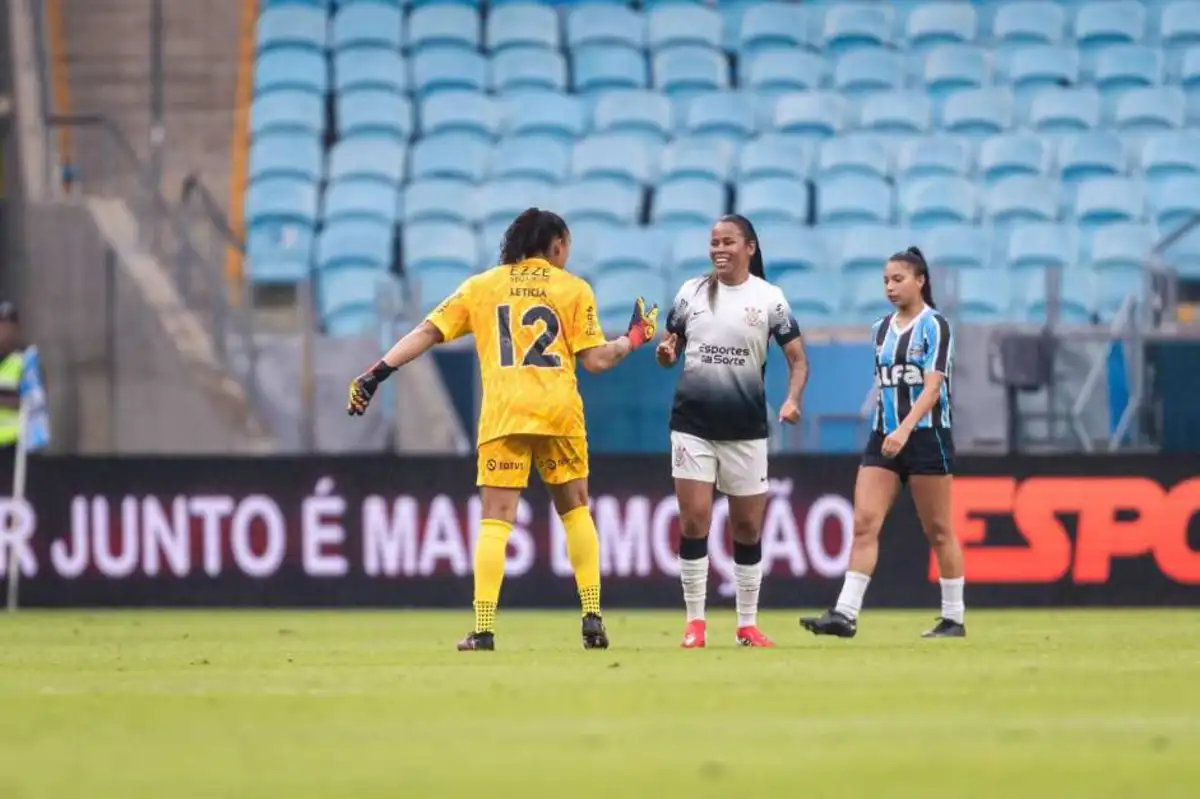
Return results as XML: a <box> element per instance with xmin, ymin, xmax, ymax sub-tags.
<box><xmin>871</xmin><ymin>308</ymin><xmax>953</xmax><ymax>434</ymax></box>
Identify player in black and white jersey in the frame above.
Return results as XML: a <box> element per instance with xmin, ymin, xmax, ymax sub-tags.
<box><xmin>655</xmin><ymin>214</ymin><xmax>809</xmax><ymax>648</ymax></box>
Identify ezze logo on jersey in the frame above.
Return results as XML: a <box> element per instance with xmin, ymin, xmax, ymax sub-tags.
<box><xmin>877</xmin><ymin>363</ymin><xmax>925</xmax><ymax>387</ymax></box>
<box><xmin>697</xmin><ymin>343</ymin><xmax>750</xmax><ymax>366</ymax></box>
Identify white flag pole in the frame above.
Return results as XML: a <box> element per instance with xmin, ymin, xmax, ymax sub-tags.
<box><xmin>6</xmin><ymin>399</ymin><xmax>28</xmax><ymax>612</ymax></box>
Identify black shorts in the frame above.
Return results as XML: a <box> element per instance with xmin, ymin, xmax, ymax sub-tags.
<box><xmin>861</xmin><ymin>428</ymin><xmax>954</xmax><ymax>481</ymax></box>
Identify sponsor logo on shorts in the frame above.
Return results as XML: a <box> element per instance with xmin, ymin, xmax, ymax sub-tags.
<box><xmin>540</xmin><ymin>455</ymin><xmax>581</xmax><ymax>472</ymax></box>
<box><xmin>486</xmin><ymin>459</ymin><xmax>522</xmax><ymax>472</ymax></box>
<box><xmin>673</xmin><ymin>445</ymin><xmax>686</xmax><ymax>467</ymax></box>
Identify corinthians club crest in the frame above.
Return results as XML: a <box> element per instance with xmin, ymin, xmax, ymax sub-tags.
<box><xmin>744</xmin><ymin>306</ymin><xmax>764</xmax><ymax>327</ymax></box>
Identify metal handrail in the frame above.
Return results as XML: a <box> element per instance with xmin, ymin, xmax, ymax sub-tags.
<box><xmin>180</xmin><ymin>173</ymin><xmax>244</xmax><ymax>251</ymax></box>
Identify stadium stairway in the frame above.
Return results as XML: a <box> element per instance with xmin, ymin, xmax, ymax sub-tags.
<box><xmin>59</xmin><ymin>0</ymin><xmax>239</xmax><ymax>206</ymax></box>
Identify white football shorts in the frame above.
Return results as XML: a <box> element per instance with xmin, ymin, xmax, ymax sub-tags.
<box><xmin>670</xmin><ymin>431</ymin><xmax>769</xmax><ymax>497</ymax></box>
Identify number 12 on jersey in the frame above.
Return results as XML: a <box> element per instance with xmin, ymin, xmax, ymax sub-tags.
<box><xmin>497</xmin><ymin>304</ymin><xmax>563</xmax><ymax>368</ymax></box>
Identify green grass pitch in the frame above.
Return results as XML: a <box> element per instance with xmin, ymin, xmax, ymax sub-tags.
<box><xmin>2</xmin><ymin>609</ymin><xmax>1197</xmax><ymax>798</ymax></box>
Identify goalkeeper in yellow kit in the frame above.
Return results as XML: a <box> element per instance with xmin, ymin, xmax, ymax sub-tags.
<box><xmin>347</xmin><ymin>208</ymin><xmax>659</xmax><ymax>651</ymax></box>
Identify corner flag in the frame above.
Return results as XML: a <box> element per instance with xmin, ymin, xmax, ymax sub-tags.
<box><xmin>19</xmin><ymin>345</ymin><xmax>50</xmax><ymax>451</ymax></box>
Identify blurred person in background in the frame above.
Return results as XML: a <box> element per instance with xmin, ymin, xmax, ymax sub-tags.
<box><xmin>0</xmin><ymin>301</ymin><xmax>24</xmax><ymax>472</ymax></box>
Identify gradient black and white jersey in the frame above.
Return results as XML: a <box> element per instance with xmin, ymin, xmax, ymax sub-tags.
<box><xmin>665</xmin><ymin>275</ymin><xmax>801</xmax><ymax>441</ymax></box>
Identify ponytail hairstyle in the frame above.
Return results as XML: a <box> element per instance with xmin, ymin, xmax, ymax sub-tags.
<box><xmin>889</xmin><ymin>246</ymin><xmax>936</xmax><ymax>309</ymax></box>
<box><xmin>705</xmin><ymin>213</ymin><xmax>765</xmax><ymax>308</ymax></box>
<box><xmin>499</xmin><ymin>208</ymin><xmax>569</xmax><ymax>265</ymax></box>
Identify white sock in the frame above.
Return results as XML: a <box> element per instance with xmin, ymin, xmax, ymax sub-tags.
<box><xmin>940</xmin><ymin>577</ymin><xmax>965</xmax><ymax>623</ymax></box>
<box><xmin>834</xmin><ymin>571</ymin><xmax>871</xmax><ymax>620</ymax></box>
<box><xmin>680</xmin><ymin>556</ymin><xmax>708</xmax><ymax>622</ymax></box>
<box><xmin>734</xmin><ymin>562</ymin><xmax>762</xmax><ymax>628</ymax></box>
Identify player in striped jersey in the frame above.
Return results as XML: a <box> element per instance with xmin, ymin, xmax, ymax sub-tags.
<box><xmin>801</xmin><ymin>247</ymin><xmax>966</xmax><ymax>639</ymax></box>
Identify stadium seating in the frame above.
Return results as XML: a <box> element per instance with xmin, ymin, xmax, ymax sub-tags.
<box><xmin>244</xmin><ymin>0</ymin><xmax>1200</xmax><ymax>449</ymax></box>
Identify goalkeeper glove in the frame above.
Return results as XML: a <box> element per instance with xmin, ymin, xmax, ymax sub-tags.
<box><xmin>347</xmin><ymin>360</ymin><xmax>396</xmax><ymax>416</ymax></box>
<box><xmin>625</xmin><ymin>297</ymin><xmax>659</xmax><ymax>349</ymax></box>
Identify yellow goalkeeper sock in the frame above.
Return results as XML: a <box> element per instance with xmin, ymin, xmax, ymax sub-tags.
<box><xmin>561</xmin><ymin>506</ymin><xmax>602</xmax><ymax>616</ymax></box>
<box><xmin>473</xmin><ymin>519</ymin><xmax>512</xmax><ymax>634</ymax></box>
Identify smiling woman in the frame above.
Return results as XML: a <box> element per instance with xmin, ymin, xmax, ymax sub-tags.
<box><xmin>656</xmin><ymin>214</ymin><xmax>809</xmax><ymax>649</ymax></box>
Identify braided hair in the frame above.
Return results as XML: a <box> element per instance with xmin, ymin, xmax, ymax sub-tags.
<box><xmin>499</xmin><ymin>208</ymin><xmax>569</xmax><ymax>265</ymax></box>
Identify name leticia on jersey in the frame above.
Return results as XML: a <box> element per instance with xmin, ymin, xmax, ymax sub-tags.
<box><xmin>509</xmin><ymin>287</ymin><xmax>548</xmax><ymax>298</ymax></box>
<box><xmin>696</xmin><ymin>342</ymin><xmax>751</xmax><ymax>366</ymax></box>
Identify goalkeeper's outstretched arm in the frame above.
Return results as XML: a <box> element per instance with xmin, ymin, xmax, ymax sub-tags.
<box><xmin>578</xmin><ymin>296</ymin><xmax>659</xmax><ymax>374</ymax></box>
<box><xmin>347</xmin><ymin>322</ymin><xmax>444</xmax><ymax>416</ymax></box>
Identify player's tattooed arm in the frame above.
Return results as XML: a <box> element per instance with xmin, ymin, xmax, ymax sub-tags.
<box><xmin>577</xmin><ymin>336</ymin><xmax>634</xmax><ymax>373</ymax></box>
<box><xmin>778</xmin><ymin>334</ymin><xmax>807</xmax><ymax>425</ymax></box>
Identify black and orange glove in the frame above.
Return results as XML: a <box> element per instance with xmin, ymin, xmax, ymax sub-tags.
<box><xmin>347</xmin><ymin>360</ymin><xmax>396</xmax><ymax>416</ymax></box>
<box><xmin>625</xmin><ymin>297</ymin><xmax>659</xmax><ymax>349</ymax></box>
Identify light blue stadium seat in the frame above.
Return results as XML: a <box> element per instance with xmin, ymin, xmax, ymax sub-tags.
<box><xmin>754</xmin><ymin>222</ymin><xmax>830</xmax><ymax>275</ymax></box>
<box><xmin>1115</xmin><ymin>87</ymin><xmax>1186</xmax><ymax>131</ymax></box>
<box><xmin>336</xmin><ymin>89</ymin><xmax>414</xmax><ymax>140</ymax></box>
<box><xmin>1094</xmin><ymin>45</ymin><xmax>1161</xmax><ymax>93</ymax></box>
<box><xmin>669</xmin><ymin>226</ymin><xmax>715</xmax><ymax>278</ymax></box>
<box><xmin>1006</xmin><ymin>222</ymin><xmax>1078</xmax><ymax>270</ymax></box>
<box><xmin>738</xmin><ymin>2</ymin><xmax>813</xmax><ymax>59</ymax></box>
<box><xmin>985</xmin><ymin>176</ymin><xmax>1059</xmax><ymax>224</ymax></box>
<box><xmin>859</xmin><ymin>92</ymin><xmax>933</xmax><ymax>135</ymax></box>
<box><xmin>408</xmin><ymin>262</ymin><xmax>474</xmax><ymax>321</ymax></box>
<box><xmin>254</xmin><ymin>49</ymin><xmax>328</xmax><ymax>96</ymax></box>
<box><xmin>316</xmin><ymin>219</ymin><xmax>393</xmax><ymax>271</ymax></box>
<box><xmin>573</xmin><ymin>46</ymin><xmax>648</xmax><ymax>93</ymax></box>
<box><xmin>652</xmin><ymin>178</ymin><xmax>727</xmax><ymax>233</ymax></box>
<box><xmin>919</xmin><ymin>223</ymin><xmax>990</xmax><ymax>269</ymax></box>
<box><xmin>1094</xmin><ymin>269</ymin><xmax>1145</xmax><ymax>321</ymax></box>
<box><xmin>478</xmin><ymin>178</ymin><xmax>556</xmax><ymax>226</ymax></box>
<box><xmin>331</xmin><ymin>3</ymin><xmax>402</xmax><ymax>51</ymax></box>
<box><xmin>261</xmin><ymin>0</ymin><xmax>331</xmax><ymax>7</ymax></box>
<box><xmin>648</xmin><ymin>5</ymin><xmax>722</xmax><ymax>51</ymax></box>
<box><xmin>410</xmin><ymin>133</ymin><xmax>488</xmax><ymax>183</ymax></box>
<box><xmin>1088</xmin><ymin>222</ymin><xmax>1156</xmax><ymax>273</ymax></box>
<box><xmin>906</xmin><ymin>2</ymin><xmax>977</xmax><ymax>52</ymax></box>
<box><xmin>942</xmin><ymin>87</ymin><xmax>1013</xmax><ymax>135</ymax></box>
<box><xmin>979</xmin><ymin>134</ymin><xmax>1049</xmax><ymax>183</ymax></box>
<box><xmin>327</xmin><ymin>137</ymin><xmax>406</xmax><ymax>185</ymax></box>
<box><xmin>737</xmin><ymin>134</ymin><xmax>812</xmax><ymax>181</ymax></box>
<box><xmin>571</xmin><ymin>133</ymin><xmax>654</xmax><ymax>186</ymax></box>
<box><xmin>823</xmin><ymin>4</ymin><xmax>892</xmax><ymax>54</ymax></box>
<box><xmin>593</xmin><ymin>90</ymin><xmax>672</xmax><ymax>143</ymax></box>
<box><xmin>1142</xmin><ymin>133</ymin><xmax>1200</xmax><ymax>182</ymax></box>
<box><xmin>403</xmin><ymin>179</ymin><xmax>478</xmax><ymax>225</ymax></box>
<box><xmin>816</xmin><ymin>137</ymin><xmax>889</xmax><ymax>180</ymax></box>
<box><xmin>257</xmin><ymin>7</ymin><xmax>328</xmax><ymax>53</ymax></box>
<box><xmin>955</xmin><ymin>270</ymin><xmax>1010</xmax><ymax>322</ymax></box>
<box><xmin>247</xmin><ymin>176</ymin><xmax>319</xmax><ymax>228</ymax></box>
<box><xmin>249</xmin><ymin>133</ymin><xmax>322</xmax><ymax>183</ymax></box>
<box><xmin>251</xmin><ymin>90</ymin><xmax>323</xmax><ymax>137</ymax></box>
<box><xmin>317</xmin><ymin>267</ymin><xmax>391</xmax><ymax>335</ymax></box>
<box><xmin>421</xmin><ymin>90</ymin><xmax>497</xmax><ymax>140</ymax></box>
<box><xmin>844</xmin><ymin>270</ymin><xmax>898</xmax><ymax>321</ymax></box>
<box><xmin>775</xmin><ymin>92</ymin><xmax>846</xmax><ymax>138</ymax></box>
<box><xmin>685</xmin><ymin>92</ymin><xmax>757</xmax><ymax>141</ymax></box>
<box><xmin>490</xmin><ymin>48</ymin><xmax>567</xmax><ymax>93</ymax></box>
<box><xmin>1016</xmin><ymin>269</ymin><xmax>1096</xmax><ymax>324</ymax></box>
<box><xmin>557</xmin><ymin>179</ymin><xmax>642</xmax><ymax>226</ymax></box>
<box><xmin>896</xmin><ymin>137</ymin><xmax>971</xmax><ymax>179</ymax></box>
<box><xmin>1073</xmin><ymin>176</ymin><xmax>1146</xmax><ymax>228</ymax></box>
<box><xmin>661</xmin><ymin>137</ymin><xmax>735</xmax><ymax>184</ymax></box>
<box><xmin>992</xmin><ymin>2</ymin><xmax>1065</xmax><ymax>46</ymax></box>
<box><xmin>246</xmin><ymin>222</ymin><xmax>313</xmax><ymax>284</ymax></box>
<box><xmin>899</xmin><ymin>176</ymin><xmax>979</xmax><ymax>228</ymax></box>
<box><xmin>737</xmin><ymin>176</ymin><xmax>809</xmax><ymax>224</ymax></box>
<box><xmin>590</xmin><ymin>229</ymin><xmax>663</xmax><ymax>277</ymax></box>
<box><xmin>818</xmin><ymin>176</ymin><xmax>893</xmax><ymax>227</ymax></box>
<box><xmin>1162</xmin><ymin>2</ymin><xmax>1200</xmax><ymax>48</ymax></box>
<box><xmin>1006</xmin><ymin>44</ymin><xmax>1079</xmax><ymax>103</ymax></box>
<box><xmin>743</xmin><ymin>50</ymin><xmax>827</xmax><ymax>95</ymax></box>
<box><xmin>774</xmin><ymin>271</ymin><xmax>838</xmax><ymax>324</ymax></box>
<box><xmin>407</xmin><ymin>6</ymin><xmax>480</xmax><ymax>53</ymax></box>
<box><xmin>501</xmin><ymin>91</ymin><xmax>585</xmax><ymax>142</ymax></box>
<box><xmin>838</xmin><ymin>225</ymin><xmax>912</xmax><ymax>272</ymax></box>
<box><xmin>593</xmin><ymin>269</ymin><xmax>669</xmax><ymax>334</ymax></box>
<box><xmin>324</xmin><ymin>178</ymin><xmax>399</xmax><ymax>225</ymax></box>
<box><xmin>1074</xmin><ymin>0</ymin><xmax>1144</xmax><ymax>51</ymax></box>
<box><xmin>834</xmin><ymin>50</ymin><xmax>905</xmax><ymax>96</ymax></box>
<box><xmin>653</xmin><ymin>46</ymin><xmax>730</xmax><ymax>98</ymax></box>
<box><xmin>1029</xmin><ymin>87</ymin><xmax>1100</xmax><ymax>133</ymax></box>
<box><xmin>1150</xmin><ymin>174</ymin><xmax>1200</xmax><ymax>228</ymax></box>
<box><xmin>334</xmin><ymin>49</ymin><xmax>406</xmax><ymax>94</ymax></box>
<box><xmin>412</xmin><ymin>48</ymin><xmax>488</xmax><ymax>95</ymax></box>
<box><xmin>923</xmin><ymin>45</ymin><xmax>988</xmax><ymax>100</ymax></box>
<box><xmin>565</xmin><ymin>6</ymin><xmax>645</xmax><ymax>52</ymax></box>
<box><xmin>487</xmin><ymin>4</ymin><xmax>560</xmax><ymax>52</ymax></box>
<box><xmin>490</xmin><ymin>135</ymin><xmax>570</xmax><ymax>184</ymax></box>
<box><xmin>402</xmin><ymin>221</ymin><xmax>478</xmax><ymax>274</ymax></box>
<box><xmin>1058</xmin><ymin>132</ymin><xmax>1126</xmax><ymax>182</ymax></box>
